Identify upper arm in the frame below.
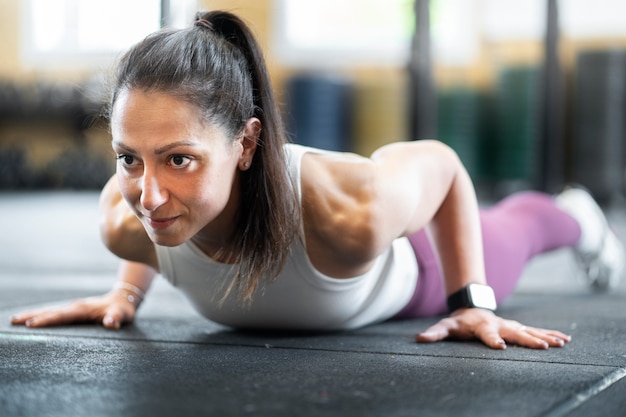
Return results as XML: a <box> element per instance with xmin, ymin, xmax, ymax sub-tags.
<box><xmin>369</xmin><ymin>140</ymin><xmax>463</xmax><ymax>240</ymax></box>
<box><xmin>99</xmin><ymin>175</ymin><xmax>158</xmax><ymax>269</ymax></box>
<box><xmin>303</xmin><ymin>141</ymin><xmax>483</xmax><ymax>288</ymax></box>
<box><xmin>302</xmin><ymin>141</ymin><xmax>463</xmax><ymax>260</ymax></box>
<box><xmin>370</xmin><ymin>142</ymin><xmax>486</xmax><ymax>294</ymax></box>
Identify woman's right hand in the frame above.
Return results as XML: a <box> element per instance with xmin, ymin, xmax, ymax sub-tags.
<box><xmin>10</xmin><ymin>289</ymin><xmax>139</xmax><ymax>330</ymax></box>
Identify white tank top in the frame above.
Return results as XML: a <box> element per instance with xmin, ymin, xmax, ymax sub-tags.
<box><xmin>155</xmin><ymin>143</ymin><xmax>418</xmax><ymax>330</ymax></box>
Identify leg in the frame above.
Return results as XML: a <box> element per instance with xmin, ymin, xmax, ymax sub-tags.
<box><xmin>394</xmin><ymin>191</ymin><xmax>581</xmax><ymax>318</ymax></box>
<box><xmin>555</xmin><ymin>186</ymin><xmax>625</xmax><ymax>290</ymax></box>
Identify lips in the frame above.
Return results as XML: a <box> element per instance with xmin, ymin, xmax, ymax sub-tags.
<box><xmin>145</xmin><ymin>216</ymin><xmax>179</xmax><ymax>230</ymax></box>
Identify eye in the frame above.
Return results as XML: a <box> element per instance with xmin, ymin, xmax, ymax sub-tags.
<box><xmin>169</xmin><ymin>155</ymin><xmax>192</xmax><ymax>168</ymax></box>
<box><xmin>116</xmin><ymin>154</ymin><xmax>137</xmax><ymax>167</ymax></box>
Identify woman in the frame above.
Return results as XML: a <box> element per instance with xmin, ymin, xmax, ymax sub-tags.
<box><xmin>11</xmin><ymin>11</ymin><xmax>624</xmax><ymax>350</ymax></box>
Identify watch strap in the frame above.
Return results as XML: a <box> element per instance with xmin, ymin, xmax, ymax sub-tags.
<box><xmin>446</xmin><ymin>283</ymin><xmax>497</xmax><ymax>313</ymax></box>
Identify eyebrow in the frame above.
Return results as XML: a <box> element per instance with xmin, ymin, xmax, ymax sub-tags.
<box><xmin>112</xmin><ymin>141</ymin><xmax>198</xmax><ymax>155</ymax></box>
<box><xmin>154</xmin><ymin>141</ymin><xmax>198</xmax><ymax>155</ymax></box>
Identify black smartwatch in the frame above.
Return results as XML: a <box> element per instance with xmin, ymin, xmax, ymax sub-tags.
<box><xmin>447</xmin><ymin>283</ymin><xmax>497</xmax><ymax>313</ymax></box>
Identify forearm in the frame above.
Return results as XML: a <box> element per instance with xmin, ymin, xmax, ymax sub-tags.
<box><xmin>373</xmin><ymin>140</ymin><xmax>486</xmax><ymax>294</ymax></box>
<box><xmin>429</xmin><ymin>154</ymin><xmax>486</xmax><ymax>296</ymax></box>
<box><xmin>371</xmin><ymin>140</ymin><xmax>487</xmax><ymax>296</ymax></box>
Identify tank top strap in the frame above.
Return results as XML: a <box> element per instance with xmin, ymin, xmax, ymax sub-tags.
<box><xmin>283</xmin><ymin>143</ymin><xmax>337</xmax><ymax>201</ymax></box>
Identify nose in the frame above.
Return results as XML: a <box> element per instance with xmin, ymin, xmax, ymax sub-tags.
<box><xmin>140</xmin><ymin>169</ymin><xmax>168</xmax><ymax>212</ymax></box>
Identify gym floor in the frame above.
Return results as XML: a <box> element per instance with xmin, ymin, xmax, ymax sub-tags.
<box><xmin>1</xmin><ymin>192</ymin><xmax>625</xmax><ymax>417</ymax></box>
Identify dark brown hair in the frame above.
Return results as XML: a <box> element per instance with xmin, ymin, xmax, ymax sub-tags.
<box><xmin>109</xmin><ymin>11</ymin><xmax>299</xmax><ymax>303</ymax></box>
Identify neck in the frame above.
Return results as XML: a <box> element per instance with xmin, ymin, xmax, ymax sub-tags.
<box><xmin>191</xmin><ymin>235</ymin><xmax>238</xmax><ymax>264</ymax></box>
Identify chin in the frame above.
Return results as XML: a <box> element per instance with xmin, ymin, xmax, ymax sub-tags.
<box><xmin>148</xmin><ymin>232</ymin><xmax>187</xmax><ymax>248</ymax></box>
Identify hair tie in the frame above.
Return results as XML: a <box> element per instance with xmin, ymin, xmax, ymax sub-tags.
<box><xmin>195</xmin><ymin>18</ymin><xmax>214</xmax><ymax>31</ymax></box>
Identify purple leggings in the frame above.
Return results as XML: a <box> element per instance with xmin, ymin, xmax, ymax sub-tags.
<box><xmin>394</xmin><ymin>191</ymin><xmax>581</xmax><ymax>318</ymax></box>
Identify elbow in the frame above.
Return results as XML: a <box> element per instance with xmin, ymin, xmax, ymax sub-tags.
<box><xmin>99</xmin><ymin>218</ymin><xmax>120</xmax><ymax>255</ymax></box>
<box><xmin>429</xmin><ymin>140</ymin><xmax>464</xmax><ymax>173</ymax></box>
<box><xmin>426</xmin><ymin>140</ymin><xmax>468</xmax><ymax>192</ymax></box>
<box><xmin>98</xmin><ymin>175</ymin><xmax>118</xmax><ymax>249</ymax></box>
<box><xmin>97</xmin><ymin>175</ymin><xmax>136</xmax><ymax>258</ymax></box>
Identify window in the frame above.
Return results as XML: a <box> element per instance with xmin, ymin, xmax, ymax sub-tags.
<box><xmin>273</xmin><ymin>0</ymin><xmax>414</xmax><ymax>67</ymax></box>
<box><xmin>20</xmin><ymin>0</ymin><xmax>170</xmax><ymax>70</ymax></box>
<box><xmin>559</xmin><ymin>0</ymin><xmax>626</xmax><ymax>38</ymax></box>
<box><xmin>430</xmin><ymin>0</ymin><xmax>481</xmax><ymax>67</ymax></box>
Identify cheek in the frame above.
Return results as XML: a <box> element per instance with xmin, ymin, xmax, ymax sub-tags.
<box><xmin>189</xmin><ymin>167</ymin><xmax>235</xmax><ymax>206</ymax></box>
<box><xmin>190</xmin><ymin>174</ymin><xmax>223</xmax><ymax>203</ymax></box>
<box><xmin>116</xmin><ymin>175</ymin><xmax>140</xmax><ymax>206</ymax></box>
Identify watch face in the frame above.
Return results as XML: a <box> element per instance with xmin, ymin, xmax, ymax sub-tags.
<box><xmin>468</xmin><ymin>284</ymin><xmax>497</xmax><ymax>310</ymax></box>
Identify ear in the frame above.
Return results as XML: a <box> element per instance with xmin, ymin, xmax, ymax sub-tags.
<box><xmin>238</xmin><ymin>117</ymin><xmax>260</xmax><ymax>171</ymax></box>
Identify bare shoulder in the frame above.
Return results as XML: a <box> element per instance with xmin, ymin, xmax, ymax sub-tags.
<box><xmin>299</xmin><ymin>141</ymin><xmax>458</xmax><ymax>277</ymax></box>
<box><xmin>99</xmin><ymin>175</ymin><xmax>157</xmax><ymax>269</ymax></box>
<box><xmin>300</xmin><ymin>151</ymin><xmax>382</xmax><ymax>277</ymax></box>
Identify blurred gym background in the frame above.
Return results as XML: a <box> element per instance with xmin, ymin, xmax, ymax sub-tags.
<box><xmin>0</xmin><ymin>0</ymin><xmax>625</xmax><ymax>201</ymax></box>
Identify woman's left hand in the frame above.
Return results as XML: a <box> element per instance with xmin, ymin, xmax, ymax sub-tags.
<box><xmin>416</xmin><ymin>308</ymin><xmax>571</xmax><ymax>350</ymax></box>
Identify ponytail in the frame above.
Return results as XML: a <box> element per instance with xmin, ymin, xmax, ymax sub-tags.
<box><xmin>111</xmin><ymin>10</ymin><xmax>299</xmax><ymax>304</ymax></box>
<box><xmin>194</xmin><ymin>11</ymin><xmax>275</xmax><ymax>126</ymax></box>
